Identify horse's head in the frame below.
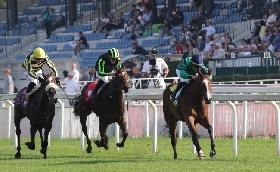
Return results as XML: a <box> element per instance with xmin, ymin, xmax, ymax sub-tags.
<box><xmin>112</xmin><ymin>67</ymin><xmax>130</xmax><ymax>93</ymax></box>
<box><xmin>195</xmin><ymin>68</ymin><xmax>212</xmax><ymax>104</ymax></box>
<box><xmin>41</xmin><ymin>73</ymin><xmax>58</xmax><ymax>99</ymax></box>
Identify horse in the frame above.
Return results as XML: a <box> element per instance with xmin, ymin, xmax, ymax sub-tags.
<box><xmin>73</xmin><ymin>68</ymin><xmax>130</xmax><ymax>153</ymax></box>
<box><xmin>163</xmin><ymin>68</ymin><xmax>216</xmax><ymax>159</ymax></box>
<box><xmin>14</xmin><ymin>74</ymin><xmax>58</xmax><ymax>159</ymax></box>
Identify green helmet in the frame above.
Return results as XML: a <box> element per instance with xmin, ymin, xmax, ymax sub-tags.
<box><xmin>108</xmin><ymin>48</ymin><xmax>120</xmax><ymax>58</ymax></box>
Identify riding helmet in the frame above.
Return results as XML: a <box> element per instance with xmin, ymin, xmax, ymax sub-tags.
<box><xmin>33</xmin><ymin>47</ymin><xmax>46</xmax><ymax>59</ymax></box>
<box><xmin>108</xmin><ymin>48</ymin><xmax>120</xmax><ymax>58</ymax></box>
<box><xmin>191</xmin><ymin>55</ymin><xmax>203</xmax><ymax>67</ymax></box>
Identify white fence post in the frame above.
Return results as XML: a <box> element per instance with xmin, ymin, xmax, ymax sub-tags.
<box><xmin>4</xmin><ymin>100</ymin><xmax>14</xmax><ymax>139</ymax></box>
<box><xmin>145</xmin><ymin>101</ymin><xmax>149</xmax><ymax>137</ymax></box>
<box><xmin>57</xmin><ymin>99</ymin><xmax>64</xmax><ymax>139</ymax></box>
<box><xmin>269</xmin><ymin>101</ymin><xmax>280</xmax><ymax>156</ymax></box>
<box><xmin>178</xmin><ymin>121</ymin><xmax>182</xmax><ymax>139</ymax></box>
<box><xmin>242</xmin><ymin>101</ymin><xmax>248</xmax><ymax>139</ymax></box>
<box><xmin>147</xmin><ymin>100</ymin><xmax>157</xmax><ymax>153</ymax></box>
<box><xmin>115</xmin><ymin>122</ymin><xmax>119</xmax><ymax>150</ymax></box>
<box><xmin>211</xmin><ymin>101</ymin><xmax>215</xmax><ymax>138</ymax></box>
<box><xmin>227</xmin><ymin>101</ymin><xmax>237</xmax><ymax>156</ymax></box>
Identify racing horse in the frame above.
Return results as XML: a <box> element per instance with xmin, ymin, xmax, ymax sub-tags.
<box><xmin>73</xmin><ymin>68</ymin><xmax>130</xmax><ymax>153</ymax></box>
<box><xmin>163</xmin><ymin>68</ymin><xmax>216</xmax><ymax>159</ymax></box>
<box><xmin>14</xmin><ymin>74</ymin><xmax>58</xmax><ymax>159</ymax></box>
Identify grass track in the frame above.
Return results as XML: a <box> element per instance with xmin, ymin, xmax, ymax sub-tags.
<box><xmin>0</xmin><ymin>137</ymin><xmax>280</xmax><ymax>172</ymax></box>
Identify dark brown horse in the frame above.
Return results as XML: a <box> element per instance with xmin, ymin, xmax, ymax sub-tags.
<box><xmin>163</xmin><ymin>69</ymin><xmax>216</xmax><ymax>159</ymax></box>
<box><xmin>14</xmin><ymin>74</ymin><xmax>58</xmax><ymax>159</ymax></box>
<box><xmin>74</xmin><ymin>68</ymin><xmax>130</xmax><ymax>153</ymax></box>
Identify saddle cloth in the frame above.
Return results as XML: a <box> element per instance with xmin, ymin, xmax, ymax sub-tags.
<box><xmin>170</xmin><ymin>85</ymin><xmax>186</xmax><ymax>106</ymax></box>
<box><xmin>84</xmin><ymin>82</ymin><xmax>97</xmax><ymax>102</ymax></box>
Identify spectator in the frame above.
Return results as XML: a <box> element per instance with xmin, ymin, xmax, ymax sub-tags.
<box><xmin>267</xmin><ymin>40</ymin><xmax>275</xmax><ymax>53</ymax></box>
<box><xmin>122</xmin><ymin>20</ymin><xmax>135</xmax><ymax>41</ymax></box>
<box><xmin>54</xmin><ymin>12</ymin><xmax>65</xmax><ymax>30</ymax></box>
<box><xmin>70</xmin><ymin>63</ymin><xmax>79</xmax><ymax>82</ymax></box>
<box><xmin>273</xmin><ymin>28</ymin><xmax>280</xmax><ymax>52</ymax></box>
<box><xmin>74</xmin><ymin>31</ymin><xmax>88</xmax><ymax>56</ymax></box>
<box><xmin>137</xmin><ymin>2</ymin><xmax>145</xmax><ymax>12</ymax></box>
<box><xmin>182</xmin><ymin>43</ymin><xmax>190</xmax><ymax>60</ymax></box>
<box><xmin>3</xmin><ymin>69</ymin><xmax>13</xmax><ymax>94</ymax></box>
<box><xmin>199</xmin><ymin>20</ymin><xmax>216</xmax><ymax>37</ymax></box>
<box><xmin>203</xmin><ymin>36</ymin><xmax>213</xmax><ymax>53</ymax></box>
<box><xmin>174</xmin><ymin>41</ymin><xmax>183</xmax><ymax>54</ymax></box>
<box><xmin>243</xmin><ymin>45</ymin><xmax>251</xmax><ymax>55</ymax></box>
<box><xmin>89</xmin><ymin>67</ymin><xmax>97</xmax><ymax>81</ymax></box>
<box><xmin>148</xmin><ymin>10</ymin><xmax>157</xmax><ymax>26</ymax></box>
<box><xmin>188</xmin><ymin>1</ymin><xmax>197</xmax><ymax>12</ymax></box>
<box><xmin>251</xmin><ymin>38</ymin><xmax>261</xmax><ymax>50</ymax></box>
<box><xmin>213</xmin><ymin>34</ymin><xmax>221</xmax><ymax>43</ymax></box>
<box><xmin>62</xmin><ymin>70</ymin><xmax>69</xmax><ymax>82</ymax></box>
<box><xmin>134</xmin><ymin>19</ymin><xmax>143</xmax><ymax>37</ymax></box>
<box><xmin>252</xmin><ymin>21</ymin><xmax>261</xmax><ymax>38</ymax></box>
<box><xmin>188</xmin><ymin>42</ymin><xmax>196</xmax><ymax>57</ymax></box>
<box><xmin>241</xmin><ymin>38</ymin><xmax>249</xmax><ymax>47</ymax></box>
<box><xmin>207</xmin><ymin>44</ymin><xmax>215</xmax><ymax>60</ymax></box>
<box><xmin>170</xmin><ymin>6</ymin><xmax>184</xmax><ymax>25</ymax></box>
<box><xmin>266</xmin><ymin>9</ymin><xmax>277</xmax><ymax>28</ymax></box>
<box><xmin>65</xmin><ymin>73</ymin><xmax>78</xmax><ymax>93</ymax></box>
<box><xmin>95</xmin><ymin>13</ymin><xmax>109</xmax><ymax>32</ymax></box>
<box><xmin>182</xmin><ymin>26</ymin><xmax>192</xmax><ymax>43</ymax></box>
<box><xmin>238</xmin><ymin>45</ymin><xmax>245</xmax><ymax>55</ymax></box>
<box><xmin>262</xmin><ymin>30</ymin><xmax>271</xmax><ymax>43</ymax></box>
<box><xmin>269</xmin><ymin>29</ymin><xmax>276</xmax><ymax>42</ymax></box>
<box><xmin>160</xmin><ymin>19</ymin><xmax>173</xmax><ymax>38</ymax></box>
<box><xmin>272</xmin><ymin>0</ymin><xmax>278</xmax><ymax>14</ymax></box>
<box><xmin>41</xmin><ymin>6</ymin><xmax>52</xmax><ymax>39</ymax></box>
<box><xmin>130</xmin><ymin>4</ymin><xmax>137</xmax><ymax>16</ymax></box>
<box><xmin>259</xmin><ymin>20</ymin><xmax>267</xmax><ymax>40</ymax></box>
<box><xmin>225</xmin><ymin>37</ymin><xmax>236</xmax><ymax>48</ymax></box>
<box><xmin>79</xmin><ymin>67</ymin><xmax>90</xmax><ymax>81</ymax></box>
<box><xmin>132</xmin><ymin>42</ymin><xmax>149</xmax><ymax>56</ymax></box>
<box><xmin>132</xmin><ymin>66</ymin><xmax>142</xmax><ymax>89</ymax></box>
<box><xmin>196</xmin><ymin>36</ymin><xmax>205</xmax><ymax>52</ymax></box>
<box><xmin>151</xmin><ymin>11</ymin><xmax>165</xmax><ymax>33</ymax></box>
<box><xmin>250</xmin><ymin>44</ymin><xmax>260</xmax><ymax>54</ymax></box>
<box><xmin>213</xmin><ymin>43</ymin><xmax>225</xmax><ymax>66</ymax></box>
<box><xmin>105</xmin><ymin>12</ymin><xmax>124</xmax><ymax>32</ymax></box>
<box><xmin>143</xmin><ymin>9</ymin><xmax>151</xmax><ymax>26</ymax></box>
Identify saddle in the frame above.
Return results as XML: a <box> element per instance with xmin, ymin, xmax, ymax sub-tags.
<box><xmin>170</xmin><ymin>84</ymin><xmax>187</xmax><ymax>106</ymax></box>
<box><xmin>84</xmin><ymin>82</ymin><xmax>109</xmax><ymax>103</ymax></box>
<box><xmin>24</xmin><ymin>85</ymin><xmax>40</xmax><ymax>102</ymax></box>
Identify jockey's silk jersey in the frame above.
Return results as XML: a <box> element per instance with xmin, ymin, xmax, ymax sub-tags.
<box><xmin>95</xmin><ymin>53</ymin><xmax>121</xmax><ymax>76</ymax></box>
<box><xmin>23</xmin><ymin>53</ymin><xmax>58</xmax><ymax>79</ymax></box>
<box><xmin>176</xmin><ymin>57</ymin><xmax>211</xmax><ymax>79</ymax></box>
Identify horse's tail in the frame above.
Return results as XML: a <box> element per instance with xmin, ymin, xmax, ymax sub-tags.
<box><xmin>72</xmin><ymin>95</ymin><xmax>81</xmax><ymax>117</ymax></box>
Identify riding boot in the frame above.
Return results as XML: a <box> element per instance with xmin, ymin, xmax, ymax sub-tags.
<box><xmin>24</xmin><ymin>82</ymin><xmax>36</xmax><ymax>104</ymax></box>
<box><xmin>92</xmin><ymin>79</ymin><xmax>105</xmax><ymax>99</ymax></box>
<box><xmin>171</xmin><ymin>82</ymin><xmax>186</xmax><ymax>102</ymax></box>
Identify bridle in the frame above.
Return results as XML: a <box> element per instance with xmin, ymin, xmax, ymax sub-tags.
<box><xmin>111</xmin><ymin>70</ymin><xmax>130</xmax><ymax>93</ymax></box>
<box><xmin>195</xmin><ymin>75</ymin><xmax>212</xmax><ymax>103</ymax></box>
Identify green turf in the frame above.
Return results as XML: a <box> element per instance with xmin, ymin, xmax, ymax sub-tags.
<box><xmin>0</xmin><ymin>137</ymin><xmax>279</xmax><ymax>172</ymax></box>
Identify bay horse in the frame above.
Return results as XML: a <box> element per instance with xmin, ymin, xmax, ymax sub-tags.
<box><xmin>163</xmin><ymin>69</ymin><xmax>216</xmax><ymax>159</ymax></box>
<box><xmin>73</xmin><ymin>68</ymin><xmax>130</xmax><ymax>153</ymax></box>
<box><xmin>14</xmin><ymin>74</ymin><xmax>58</xmax><ymax>159</ymax></box>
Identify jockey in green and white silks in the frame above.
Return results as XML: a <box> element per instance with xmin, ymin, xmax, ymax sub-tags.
<box><xmin>171</xmin><ymin>54</ymin><xmax>211</xmax><ymax>105</ymax></box>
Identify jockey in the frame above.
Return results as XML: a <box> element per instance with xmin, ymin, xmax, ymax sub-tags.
<box><xmin>171</xmin><ymin>54</ymin><xmax>210</xmax><ymax>104</ymax></box>
<box><xmin>92</xmin><ymin>48</ymin><xmax>121</xmax><ymax>98</ymax></box>
<box><xmin>22</xmin><ymin>47</ymin><xmax>58</xmax><ymax>105</ymax></box>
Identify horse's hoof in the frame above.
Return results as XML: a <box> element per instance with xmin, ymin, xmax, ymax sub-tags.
<box><xmin>25</xmin><ymin>142</ymin><xmax>35</xmax><ymax>150</ymax></box>
<box><xmin>209</xmin><ymin>151</ymin><xmax>217</xmax><ymax>159</ymax></box>
<box><xmin>40</xmin><ymin>149</ymin><xmax>46</xmax><ymax>155</ymax></box>
<box><xmin>174</xmin><ymin>152</ymin><xmax>177</xmax><ymax>159</ymax></box>
<box><xmin>116</xmin><ymin>143</ymin><xmax>124</xmax><ymax>147</ymax></box>
<box><xmin>15</xmin><ymin>152</ymin><xmax>21</xmax><ymax>159</ymax></box>
<box><xmin>104</xmin><ymin>144</ymin><xmax>110</xmax><ymax>150</ymax></box>
<box><xmin>94</xmin><ymin>140</ymin><xmax>101</xmax><ymax>147</ymax></box>
<box><xmin>198</xmin><ymin>150</ymin><xmax>205</xmax><ymax>160</ymax></box>
<box><xmin>86</xmin><ymin>147</ymin><xmax>92</xmax><ymax>153</ymax></box>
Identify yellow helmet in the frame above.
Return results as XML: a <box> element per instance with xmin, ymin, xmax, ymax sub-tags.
<box><xmin>33</xmin><ymin>47</ymin><xmax>46</xmax><ymax>59</ymax></box>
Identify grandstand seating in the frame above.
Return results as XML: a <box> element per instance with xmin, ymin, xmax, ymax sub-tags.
<box><xmin>0</xmin><ymin>38</ymin><xmax>20</xmax><ymax>45</ymax></box>
<box><xmin>49</xmin><ymin>35</ymin><xmax>74</xmax><ymax>42</ymax></box>
<box><xmin>123</xmin><ymin>49</ymin><xmax>132</xmax><ymax>56</ymax></box>
<box><xmin>84</xmin><ymin>33</ymin><xmax>107</xmax><ymax>40</ymax></box>
<box><xmin>78</xmin><ymin>51</ymin><xmax>105</xmax><ymax>59</ymax></box>
<box><xmin>0</xmin><ymin>47</ymin><xmax>3</xmax><ymax>53</ymax></box>
<box><xmin>65</xmin><ymin>25</ymin><xmax>91</xmax><ymax>33</ymax></box>
<box><xmin>12</xmin><ymin>28</ymin><xmax>36</xmax><ymax>36</ymax></box>
<box><xmin>96</xmin><ymin>41</ymin><xmax>132</xmax><ymax>49</ymax></box>
<box><xmin>21</xmin><ymin>8</ymin><xmax>43</xmax><ymax>15</ymax></box>
<box><xmin>112</xmin><ymin>32</ymin><xmax>124</xmax><ymax>39</ymax></box>
<box><xmin>15</xmin><ymin>53</ymin><xmax>71</xmax><ymax>60</ymax></box>
<box><xmin>141</xmin><ymin>39</ymin><xmax>169</xmax><ymax>47</ymax></box>
<box><xmin>33</xmin><ymin>45</ymin><xmax>57</xmax><ymax>52</ymax></box>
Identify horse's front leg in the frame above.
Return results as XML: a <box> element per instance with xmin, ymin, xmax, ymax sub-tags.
<box><xmin>25</xmin><ymin>125</ymin><xmax>37</xmax><ymax>150</ymax></box>
<box><xmin>94</xmin><ymin>122</ymin><xmax>110</xmax><ymax>150</ymax></box>
<box><xmin>40</xmin><ymin>128</ymin><xmax>50</xmax><ymax>159</ymax></box>
<box><xmin>38</xmin><ymin>128</ymin><xmax>44</xmax><ymax>149</ymax></box>
<box><xmin>80</xmin><ymin>114</ymin><xmax>92</xmax><ymax>153</ymax></box>
<box><xmin>187</xmin><ymin>116</ymin><xmax>205</xmax><ymax>159</ymax></box>
<box><xmin>200</xmin><ymin>116</ymin><xmax>217</xmax><ymax>158</ymax></box>
<box><xmin>116</xmin><ymin>116</ymin><xmax>128</xmax><ymax>148</ymax></box>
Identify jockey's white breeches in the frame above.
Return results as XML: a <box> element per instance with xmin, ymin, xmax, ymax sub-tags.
<box><xmin>23</xmin><ymin>70</ymin><xmax>43</xmax><ymax>85</ymax></box>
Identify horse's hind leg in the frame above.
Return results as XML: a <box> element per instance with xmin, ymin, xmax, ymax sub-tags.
<box><xmin>200</xmin><ymin>116</ymin><xmax>217</xmax><ymax>158</ymax></box>
<box><xmin>14</xmin><ymin>116</ymin><xmax>23</xmax><ymax>159</ymax></box>
<box><xmin>25</xmin><ymin>125</ymin><xmax>37</xmax><ymax>150</ymax></box>
<box><xmin>164</xmin><ymin>108</ymin><xmax>178</xmax><ymax>159</ymax></box>
<box><xmin>187</xmin><ymin>116</ymin><xmax>205</xmax><ymax>159</ymax></box>
<box><xmin>80</xmin><ymin>114</ymin><xmax>92</xmax><ymax>153</ymax></box>
<box><xmin>116</xmin><ymin>116</ymin><xmax>128</xmax><ymax>148</ymax></box>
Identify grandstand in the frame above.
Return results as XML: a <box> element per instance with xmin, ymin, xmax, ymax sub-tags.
<box><xmin>0</xmin><ymin>0</ymin><xmax>253</xmax><ymax>83</ymax></box>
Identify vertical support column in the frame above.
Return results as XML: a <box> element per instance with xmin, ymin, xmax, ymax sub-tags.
<box><xmin>269</xmin><ymin>101</ymin><xmax>280</xmax><ymax>156</ymax></box>
<box><xmin>211</xmin><ymin>101</ymin><xmax>215</xmax><ymax>138</ymax></box>
<box><xmin>9</xmin><ymin>0</ymin><xmax>18</xmax><ymax>29</ymax></box>
<box><xmin>242</xmin><ymin>101</ymin><xmax>248</xmax><ymax>139</ymax></box>
<box><xmin>57</xmin><ymin>99</ymin><xmax>64</xmax><ymax>139</ymax></box>
<box><xmin>5</xmin><ymin>100</ymin><xmax>13</xmax><ymax>139</ymax></box>
<box><xmin>178</xmin><ymin>121</ymin><xmax>182</xmax><ymax>139</ymax></box>
<box><xmin>227</xmin><ymin>101</ymin><xmax>237</xmax><ymax>156</ymax></box>
<box><xmin>147</xmin><ymin>100</ymin><xmax>157</xmax><ymax>153</ymax></box>
<box><xmin>68</xmin><ymin>0</ymin><xmax>77</xmax><ymax>26</ymax></box>
<box><xmin>115</xmin><ymin>122</ymin><xmax>119</xmax><ymax>150</ymax></box>
<box><xmin>145</xmin><ymin>101</ymin><xmax>149</xmax><ymax>137</ymax></box>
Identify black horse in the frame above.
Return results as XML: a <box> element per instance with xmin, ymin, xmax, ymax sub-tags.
<box><xmin>14</xmin><ymin>74</ymin><xmax>58</xmax><ymax>159</ymax></box>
